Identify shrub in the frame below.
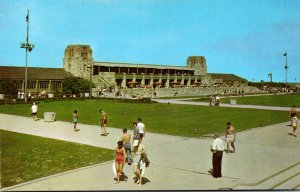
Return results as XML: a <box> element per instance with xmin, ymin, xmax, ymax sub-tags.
<box><xmin>62</xmin><ymin>76</ymin><xmax>92</xmax><ymax>94</ymax></box>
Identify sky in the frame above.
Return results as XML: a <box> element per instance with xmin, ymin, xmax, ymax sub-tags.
<box><xmin>0</xmin><ymin>0</ymin><xmax>299</xmax><ymax>82</ymax></box>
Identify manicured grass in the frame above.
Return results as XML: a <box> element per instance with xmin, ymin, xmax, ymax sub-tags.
<box><xmin>0</xmin><ymin>130</ymin><xmax>114</xmax><ymax>188</ymax></box>
<box><xmin>0</xmin><ymin>99</ymin><xmax>289</xmax><ymax>137</ymax></box>
<box><xmin>220</xmin><ymin>94</ymin><xmax>300</xmax><ymax>107</ymax></box>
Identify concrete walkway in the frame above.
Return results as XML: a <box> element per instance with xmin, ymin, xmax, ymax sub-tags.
<box><xmin>1</xmin><ymin>104</ymin><xmax>300</xmax><ymax>190</ymax></box>
<box><xmin>152</xmin><ymin>98</ymin><xmax>298</xmax><ymax>111</ymax></box>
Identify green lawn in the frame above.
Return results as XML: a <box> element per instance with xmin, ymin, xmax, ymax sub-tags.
<box><xmin>220</xmin><ymin>94</ymin><xmax>300</xmax><ymax>107</ymax></box>
<box><xmin>0</xmin><ymin>130</ymin><xmax>114</xmax><ymax>188</ymax></box>
<box><xmin>0</xmin><ymin>99</ymin><xmax>290</xmax><ymax>137</ymax></box>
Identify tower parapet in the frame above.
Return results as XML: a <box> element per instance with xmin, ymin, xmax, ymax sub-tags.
<box><xmin>186</xmin><ymin>56</ymin><xmax>207</xmax><ymax>76</ymax></box>
<box><xmin>63</xmin><ymin>45</ymin><xmax>93</xmax><ymax>79</ymax></box>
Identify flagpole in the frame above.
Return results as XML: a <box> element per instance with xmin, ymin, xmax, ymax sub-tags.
<box><xmin>20</xmin><ymin>10</ymin><xmax>34</xmax><ymax>102</ymax></box>
<box><xmin>25</xmin><ymin>10</ymin><xmax>29</xmax><ymax>102</ymax></box>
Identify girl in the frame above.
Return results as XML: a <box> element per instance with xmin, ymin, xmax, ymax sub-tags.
<box><xmin>115</xmin><ymin>141</ymin><xmax>126</xmax><ymax>183</ymax></box>
<box><xmin>73</xmin><ymin>110</ymin><xmax>79</xmax><ymax>131</ymax></box>
<box><xmin>132</xmin><ymin>139</ymin><xmax>147</xmax><ymax>186</ymax></box>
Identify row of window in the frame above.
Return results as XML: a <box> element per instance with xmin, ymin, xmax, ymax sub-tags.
<box><xmin>15</xmin><ymin>81</ymin><xmax>62</xmax><ymax>89</ymax></box>
<box><xmin>93</xmin><ymin>66</ymin><xmax>194</xmax><ymax>75</ymax></box>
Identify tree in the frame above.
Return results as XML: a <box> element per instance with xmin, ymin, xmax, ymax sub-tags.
<box><xmin>62</xmin><ymin>76</ymin><xmax>92</xmax><ymax>94</ymax></box>
<box><xmin>0</xmin><ymin>79</ymin><xmax>18</xmax><ymax>95</ymax></box>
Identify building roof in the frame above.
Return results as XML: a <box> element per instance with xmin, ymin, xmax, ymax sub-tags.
<box><xmin>0</xmin><ymin>66</ymin><xmax>68</xmax><ymax>80</ymax></box>
<box><xmin>207</xmin><ymin>73</ymin><xmax>248</xmax><ymax>82</ymax></box>
<box><xmin>94</xmin><ymin>61</ymin><xmax>193</xmax><ymax>71</ymax></box>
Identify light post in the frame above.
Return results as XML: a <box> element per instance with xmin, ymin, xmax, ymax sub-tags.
<box><xmin>283</xmin><ymin>52</ymin><xmax>288</xmax><ymax>91</ymax></box>
<box><xmin>20</xmin><ymin>10</ymin><xmax>34</xmax><ymax>102</ymax></box>
<box><xmin>268</xmin><ymin>73</ymin><xmax>272</xmax><ymax>82</ymax></box>
<box><xmin>86</xmin><ymin>61</ymin><xmax>93</xmax><ymax>99</ymax></box>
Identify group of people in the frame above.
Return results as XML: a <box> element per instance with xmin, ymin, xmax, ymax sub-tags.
<box><xmin>210</xmin><ymin>105</ymin><xmax>298</xmax><ymax>179</ymax></box>
<box><xmin>72</xmin><ymin>108</ymin><xmax>108</xmax><ymax>134</ymax></box>
<box><xmin>209</xmin><ymin>95</ymin><xmax>220</xmax><ymax>107</ymax></box>
<box><xmin>71</xmin><ymin>108</ymin><xmax>149</xmax><ymax>186</ymax></box>
<box><xmin>20</xmin><ymin>90</ymin><xmax>48</xmax><ymax>101</ymax></box>
<box><xmin>114</xmin><ymin>118</ymin><xmax>148</xmax><ymax>186</ymax></box>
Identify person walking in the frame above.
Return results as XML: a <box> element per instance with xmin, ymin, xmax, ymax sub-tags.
<box><xmin>290</xmin><ymin>105</ymin><xmax>298</xmax><ymax>137</ymax></box>
<box><xmin>132</xmin><ymin>139</ymin><xmax>147</xmax><ymax>186</ymax></box>
<box><xmin>215</xmin><ymin>94</ymin><xmax>220</xmax><ymax>106</ymax></box>
<box><xmin>114</xmin><ymin>141</ymin><xmax>126</xmax><ymax>184</ymax></box>
<box><xmin>209</xmin><ymin>95</ymin><xmax>213</xmax><ymax>106</ymax></box>
<box><xmin>121</xmin><ymin>128</ymin><xmax>132</xmax><ymax>165</ymax></box>
<box><xmin>210</xmin><ymin>133</ymin><xmax>225</xmax><ymax>178</ymax></box>
<box><xmin>136</xmin><ymin>118</ymin><xmax>146</xmax><ymax>141</ymax></box>
<box><xmin>132</xmin><ymin>122</ymin><xmax>139</xmax><ymax>140</ymax></box>
<box><xmin>100</xmin><ymin>109</ymin><xmax>108</xmax><ymax>136</ymax></box>
<box><xmin>225</xmin><ymin>122</ymin><xmax>236</xmax><ymax>153</ymax></box>
<box><xmin>73</xmin><ymin>110</ymin><xmax>79</xmax><ymax>131</ymax></box>
<box><xmin>31</xmin><ymin>102</ymin><xmax>38</xmax><ymax>120</ymax></box>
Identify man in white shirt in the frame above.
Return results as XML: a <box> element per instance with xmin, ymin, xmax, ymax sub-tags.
<box><xmin>31</xmin><ymin>102</ymin><xmax>38</xmax><ymax>120</ymax></box>
<box><xmin>210</xmin><ymin>133</ymin><xmax>225</xmax><ymax>178</ymax></box>
<box><xmin>136</xmin><ymin>118</ymin><xmax>145</xmax><ymax>140</ymax></box>
<box><xmin>215</xmin><ymin>95</ymin><xmax>220</xmax><ymax>106</ymax></box>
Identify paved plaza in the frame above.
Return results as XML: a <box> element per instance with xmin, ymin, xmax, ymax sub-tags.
<box><xmin>1</xmin><ymin>100</ymin><xmax>300</xmax><ymax>190</ymax></box>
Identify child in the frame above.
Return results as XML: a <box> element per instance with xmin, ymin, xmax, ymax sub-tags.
<box><xmin>73</xmin><ymin>110</ymin><xmax>79</xmax><ymax>131</ymax></box>
<box><xmin>137</xmin><ymin>153</ymin><xmax>148</xmax><ymax>186</ymax></box>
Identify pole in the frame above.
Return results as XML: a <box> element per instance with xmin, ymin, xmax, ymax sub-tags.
<box><xmin>20</xmin><ymin>10</ymin><xmax>34</xmax><ymax>102</ymax></box>
<box><xmin>284</xmin><ymin>52</ymin><xmax>288</xmax><ymax>91</ymax></box>
<box><xmin>24</xmin><ymin>10</ymin><xmax>29</xmax><ymax>102</ymax></box>
<box><xmin>89</xmin><ymin>61</ymin><xmax>93</xmax><ymax>99</ymax></box>
<box><xmin>268</xmin><ymin>73</ymin><xmax>272</xmax><ymax>82</ymax></box>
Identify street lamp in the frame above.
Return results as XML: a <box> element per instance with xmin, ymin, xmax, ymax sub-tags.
<box><xmin>20</xmin><ymin>10</ymin><xmax>35</xmax><ymax>102</ymax></box>
<box><xmin>86</xmin><ymin>61</ymin><xmax>93</xmax><ymax>99</ymax></box>
<box><xmin>268</xmin><ymin>73</ymin><xmax>272</xmax><ymax>82</ymax></box>
<box><xmin>283</xmin><ymin>52</ymin><xmax>288</xmax><ymax>91</ymax></box>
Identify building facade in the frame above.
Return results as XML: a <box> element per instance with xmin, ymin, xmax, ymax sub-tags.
<box><xmin>63</xmin><ymin>45</ymin><xmax>247</xmax><ymax>92</ymax></box>
<box><xmin>1</xmin><ymin>44</ymin><xmax>251</xmax><ymax>97</ymax></box>
<box><xmin>0</xmin><ymin>66</ymin><xmax>67</xmax><ymax>94</ymax></box>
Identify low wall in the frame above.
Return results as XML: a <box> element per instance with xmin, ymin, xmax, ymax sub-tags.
<box><xmin>120</xmin><ymin>86</ymin><xmax>259</xmax><ymax>98</ymax></box>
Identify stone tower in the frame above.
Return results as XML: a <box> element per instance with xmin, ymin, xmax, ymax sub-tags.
<box><xmin>63</xmin><ymin>45</ymin><xmax>93</xmax><ymax>79</ymax></box>
<box><xmin>186</xmin><ymin>56</ymin><xmax>207</xmax><ymax>76</ymax></box>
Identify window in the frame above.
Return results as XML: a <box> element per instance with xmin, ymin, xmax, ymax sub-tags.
<box><xmin>39</xmin><ymin>81</ymin><xmax>49</xmax><ymax>89</ymax></box>
<box><xmin>16</xmin><ymin>81</ymin><xmax>23</xmax><ymax>89</ymax></box>
<box><xmin>27</xmin><ymin>81</ymin><xmax>36</xmax><ymax>89</ymax></box>
<box><xmin>51</xmin><ymin>81</ymin><xmax>61</xmax><ymax>90</ymax></box>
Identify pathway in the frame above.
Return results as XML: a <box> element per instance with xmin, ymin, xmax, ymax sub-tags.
<box><xmin>1</xmin><ymin>100</ymin><xmax>299</xmax><ymax>190</ymax></box>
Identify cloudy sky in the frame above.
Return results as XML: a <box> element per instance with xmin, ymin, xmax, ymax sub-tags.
<box><xmin>0</xmin><ymin>0</ymin><xmax>299</xmax><ymax>82</ymax></box>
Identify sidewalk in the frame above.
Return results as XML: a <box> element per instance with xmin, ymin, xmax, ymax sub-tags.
<box><xmin>1</xmin><ymin>113</ymin><xmax>300</xmax><ymax>190</ymax></box>
<box><xmin>152</xmin><ymin>98</ymin><xmax>297</xmax><ymax>111</ymax></box>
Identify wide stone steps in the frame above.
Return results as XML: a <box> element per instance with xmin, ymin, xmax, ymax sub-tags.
<box><xmin>234</xmin><ymin>162</ymin><xmax>300</xmax><ymax>190</ymax></box>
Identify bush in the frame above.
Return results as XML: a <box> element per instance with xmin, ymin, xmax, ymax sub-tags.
<box><xmin>62</xmin><ymin>76</ymin><xmax>92</xmax><ymax>94</ymax></box>
<box><xmin>0</xmin><ymin>80</ymin><xmax>18</xmax><ymax>95</ymax></box>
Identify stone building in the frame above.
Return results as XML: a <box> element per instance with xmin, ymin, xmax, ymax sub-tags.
<box><xmin>1</xmin><ymin>44</ymin><xmax>251</xmax><ymax>97</ymax></box>
<box><xmin>0</xmin><ymin>66</ymin><xmax>67</xmax><ymax>94</ymax></box>
<box><xmin>63</xmin><ymin>45</ymin><xmax>247</xmax><ymax>91</ymax></box>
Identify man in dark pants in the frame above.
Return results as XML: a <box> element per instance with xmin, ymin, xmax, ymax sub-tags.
<box><xmin>211</xmin><ymin>133</ymin><xmax>225</xmax><ymax>178</ymax></box>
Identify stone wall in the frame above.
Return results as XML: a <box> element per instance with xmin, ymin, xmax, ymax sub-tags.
<box><xmin>186</xmin><ymin>56</ymin><xmax>207</xmax><ymax>76</ymax></box>
<box><xmin>119</xmin><ymin>86</ymin><xmax>259</xmax><ymax>98</ymax></box>
<box><xmin>63</xmin><ymin>45</ymin><xmax>93</xmax><ymax>79</ymax></box>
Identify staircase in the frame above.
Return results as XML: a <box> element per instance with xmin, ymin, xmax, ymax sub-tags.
<box><xmin>97</xmin><ymin>75</ymin><xmax>113</xmax><ymax>88</ymax></box>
